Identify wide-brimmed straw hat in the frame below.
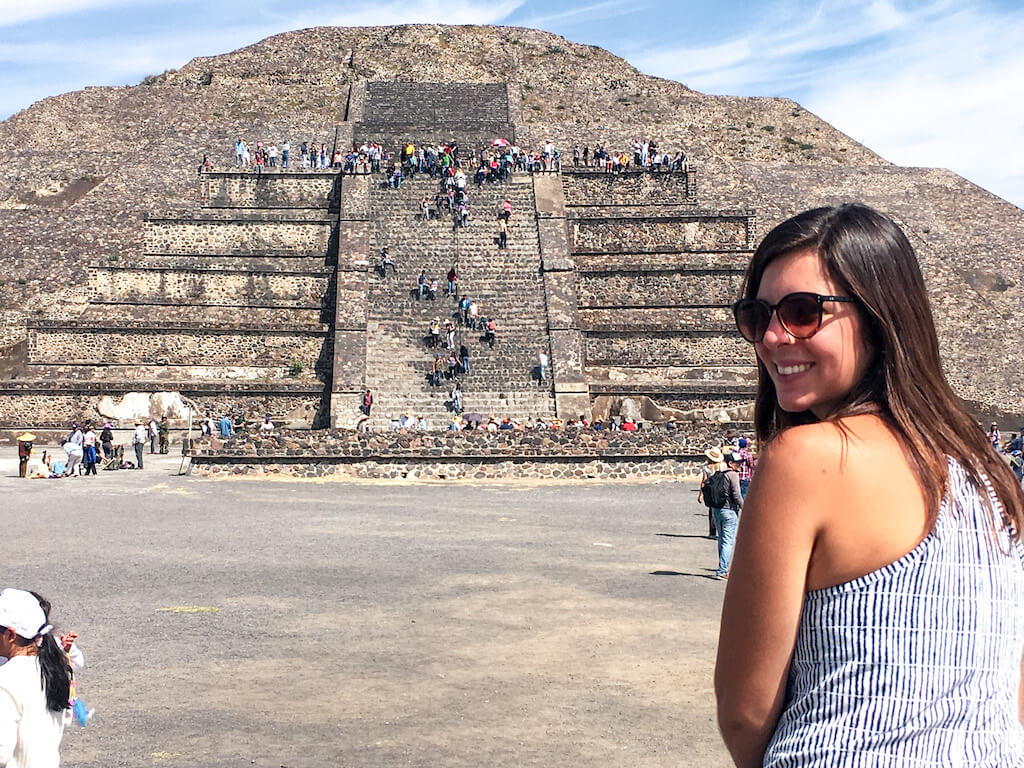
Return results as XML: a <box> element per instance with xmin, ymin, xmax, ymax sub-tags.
<box><xmin>17</xmin><ymin>432</ymin><xmax>35</xmax><ymax>442</ymax></box>
<box><xmin>704</xmin><ymin>447</ymin><xmax>724</xmax><ymax>464</ymax></box>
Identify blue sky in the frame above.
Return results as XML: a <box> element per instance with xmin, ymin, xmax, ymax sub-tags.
<box><xmin>1</xmin><ymin>0</ymin><xmax>1021</xmax><ymax>208</ymax></box>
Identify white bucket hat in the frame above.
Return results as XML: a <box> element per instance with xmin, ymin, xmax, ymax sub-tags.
<box><xmin>0</xmin><ymin>589</ymin><xmax>48</xmax><ymax>640</ymax></box>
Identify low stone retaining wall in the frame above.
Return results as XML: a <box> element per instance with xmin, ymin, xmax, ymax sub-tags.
<box><xmin>187</xmin><ymin>426</ymin><xmax>748</xmax><ymax>480</ymax></box>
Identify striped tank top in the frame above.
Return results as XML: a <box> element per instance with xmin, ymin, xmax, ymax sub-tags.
<box><xmin>764</xmin><ymin>458</ymin><xmax>1024</xmax><ymax>767</ymax></box>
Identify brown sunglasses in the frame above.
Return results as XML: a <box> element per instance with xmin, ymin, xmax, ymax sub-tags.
<box><xmin>733</xmin><ymin>292</ymin><xmax>858</xmax><ymax>343</ymax></box>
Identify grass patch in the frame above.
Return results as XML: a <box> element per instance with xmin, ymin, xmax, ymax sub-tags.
<box><xmin>546</xmin><ymin>45</ymin><xmax>565</xmax><ymax>55</ymax></box>
<box><xmin>727</xmin><ymin>126</ymin><xmax>740</xmax><ymax>131</ymax></box>
<box><xmin>762</xmin><ymin>125</ymin><xmax>775</xmax><ymax>133</ymax></box>
<box><xmin>783</xmin><ymin>136</ymin><xmax>815</xmax><ymax>150</ymax></box>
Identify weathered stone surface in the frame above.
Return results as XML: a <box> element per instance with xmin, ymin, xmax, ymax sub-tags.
<box><xmin>0</xmin><ymin>22</ymin><xmax>1019</xmax><ymax>431</ymax></box>
<box><xmin>187</xmin><ymin>425</ymin><xmax>752</xmax><ymax>479</ymax></box>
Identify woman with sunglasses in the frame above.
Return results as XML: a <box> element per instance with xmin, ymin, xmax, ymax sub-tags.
<box><xmin>715</xmin><ymin>204</ymin><xmax>1024</xmax><ymax>767</ymax></box>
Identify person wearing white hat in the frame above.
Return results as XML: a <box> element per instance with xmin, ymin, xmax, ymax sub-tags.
<box><xmin>0</xmin><ymin>588</ymin><xmax>73</xmax><ymax>766</ymax></box>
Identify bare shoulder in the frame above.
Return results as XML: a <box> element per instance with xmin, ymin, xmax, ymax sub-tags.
<box><xmin>751</xmin><ymin>415</ymin><xmax>896</xmax><ymax>521</ymax></box>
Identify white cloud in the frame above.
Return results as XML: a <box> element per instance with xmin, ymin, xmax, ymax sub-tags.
<box><xmin>517</xmin><ymin>0</ymin><xmax>641</xmax><ymax>29</ymax></box>
<box><xmin>630</xmin><ymin>0</ymin><xmax>1024</xmax><ymax>208</ymax></box>
<box><xmin>0</xmin><ymin>0</ymin><xmax>159</xmax><ymax>28</ymax></box>
<box><xmin>267</xmin><ymin>0</ymin><xmax>522</xmax><ymax>29</ymax></box>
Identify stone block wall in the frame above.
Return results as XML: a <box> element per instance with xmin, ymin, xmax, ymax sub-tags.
<box><xmin>572</xmin><ymin>251</ymin><xmax>752</xmax><ymax>272</ymax></box>
<box><xmin>89</xmin><ymin>266</ymin><xmax>330</xmax><ymax>306</ymax></box>
<box><xmin>0</xmin><ymin>383</ymin><xmax>326</xmax><ymax>429</ymax></box>
<box><xmin>578</xmin><ymin>270</ymin><xmax>744</xmax><ymax>307</ymax></box>
<box><xmin>562</xmin><ymin>170</ymin><xmax>694</xmax><ymax>207</ymax></box>
<box><xmin>572</xmin><ymin>216</ymin><xmax>752</xmax><ymax>252</ymax></box>
<box><xmin>202</xmin><ymin>172</ymin><xmax>339</xmax><ymax>209</ymax></box>
<box><xmin>585</xmin><ymin>332</ymin><xmax>752</xmax><ymax>367</ymax></box>
<box><xmin>579</xmin><ymin>307</ymin><xmax>733</xmax><ymax>332</ymax></box>
<box><xmin>363</xmin><ymin>81</ymin><xmax>510</xmax><ymax>125</ymax></box>
<box><xmin>27</xmin><ymin>322</ymin><xmax>330</xmax><ymax>374</ymax></box>
<box><xmin>144</xmin><ymin>219</ymin><xmax>333</xmax><ymax>255</ymax></box>
<box><xmin>187</xmin><ymin>425</ymin><xmax>752</xmax><ymax>480</ymax></box>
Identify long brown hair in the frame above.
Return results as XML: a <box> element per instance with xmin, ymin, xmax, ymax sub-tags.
<box><xmin>742</xmin><ymin>203</ymin><xmax>1023</xmax><ymax>538</ymax></box>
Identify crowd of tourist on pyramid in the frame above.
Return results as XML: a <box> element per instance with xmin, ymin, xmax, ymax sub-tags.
<box><xmin>230</xmin><ymin>139</ymin><xmax>339</xmax><ymax>171</ymax></box>
<box><xmin>212</xmin><ymin>136</ymin><xmax>690</xmax><ymax>180</ymax></box>
<box><xmin>382</xmin><ymin>411</ymin><xmax>662</xmax><ymax>433</ymax></box>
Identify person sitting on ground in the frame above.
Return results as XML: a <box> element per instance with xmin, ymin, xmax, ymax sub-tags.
<box><xmin>258</xmin><ymin>416</ymin><xmax>274</xmax><ymax>433</ymax></box>
<box><xmin>498</xmin><ymin>418</ymin><xmax>514</xmax><ymax>431</ymax></box>
<box><xmin>398</xmin><ymin>412</ymin><xmax>413</xmax><ymax>430</ymax></box>
<box><xmin>416</xmin><ymin>414</ymin><xmax>428</xmax><ymax>431</ymax></box>
<box><xmin>621</xmin><ymin>417</ymin><xmax>638</xmax><ymax>432</ymax></box>
<box><xmin>592</xmin><ymin>419</ymin><xmax>605</xmax><ymax>431</ymax></box>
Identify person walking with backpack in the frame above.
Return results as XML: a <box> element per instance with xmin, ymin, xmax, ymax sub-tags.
<box><xmin>698</xmin><ymin>448</ymin><xmax>724</xmax><ymax>537</ymax></box>
<box><xmin>701</xmin><ymin>448</ymin><xmax>743</xmax><ymax>580</ymax></box>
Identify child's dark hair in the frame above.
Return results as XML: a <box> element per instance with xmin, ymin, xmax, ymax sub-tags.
<box><xmin>21</xmin><ymin>591</ymin><xmax>72</xmax><ymax>713</ymax></box>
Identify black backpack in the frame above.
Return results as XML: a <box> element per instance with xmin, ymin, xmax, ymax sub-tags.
<box><xmin>704</xmin><ymin>470</ymin><xmax>730</xmax><ymax>509</ymax></box>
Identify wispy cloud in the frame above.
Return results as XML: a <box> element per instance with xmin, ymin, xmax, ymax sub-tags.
<box><xmin>630</xmin><ymin>0</ymin><xmax>1024</xmax><ymax>208</ymax></box>
<box><xmin>263</xmin><ymin>0</ymin><xmax>522</xmax><ymax>30</ymax></box>
<box><xmin>0</xmin><ymin>0</ymin><xmax>167</xmax><ymax>28</ymax></box>
<box><xmin>516</xmin><ymin>0</ymin><xmax>641</xmax><ymax>29</ymax></box>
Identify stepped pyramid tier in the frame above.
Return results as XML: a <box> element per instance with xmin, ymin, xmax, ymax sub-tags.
<box><xmin>1</xmin><ymin>24</ymin><xmax>1022</xmax><ymax>431</ymax></box>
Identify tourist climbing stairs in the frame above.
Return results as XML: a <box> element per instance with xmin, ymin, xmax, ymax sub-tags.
<box><xmin>364</xmin><ymin>171</ymin><xmax>556</xmax><ymax>427</ymax></box>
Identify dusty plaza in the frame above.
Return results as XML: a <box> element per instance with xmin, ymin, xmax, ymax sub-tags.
<box><xmin>1</xmin><ymin>452</ymin><xmax>730</xmax><ymax>767</ymax></box>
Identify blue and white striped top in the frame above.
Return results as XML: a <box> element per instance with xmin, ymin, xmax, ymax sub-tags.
<box><xmin>764</xmin><ymin>458</ymin><xmax>1024</xmax><ymax>767</ymax></box>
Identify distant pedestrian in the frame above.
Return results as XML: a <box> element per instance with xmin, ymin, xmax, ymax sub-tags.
<box><xmin>132</xmin><ymin>421</ymin><xmax>146</xmax><ymax>469</ymax></box>
<box><xmin>361</xmin><ymin>389</ymin><xmax>373</xmax><ymax>417</ymax></box>
<box><xmin>17</xmin><ymin>433</ymin><xmax>33</xmax><ymax>478</ymax></box>
<box><xmin>148</xmin><ymin>418</ymin><xmax>158</xmax><ymax>454</ymax></box>
<box><xmin>158</xmin><ymin>417</ymin><xmax>170</xmax><ymax>454</ymax></box>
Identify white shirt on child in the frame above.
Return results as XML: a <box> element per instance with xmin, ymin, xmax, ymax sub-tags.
<box><xmin>0</xmin><ymin>656</ymin><xmax>69</xmax><ymax>768</ymax></box>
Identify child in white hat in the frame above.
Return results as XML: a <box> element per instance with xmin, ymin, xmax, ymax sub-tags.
<box><xmin>0</xmin><ymin>588</ymin><xmax>74</xmax><ymax>765</ymax></box>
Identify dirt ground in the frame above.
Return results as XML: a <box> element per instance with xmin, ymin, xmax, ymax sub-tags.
<box><xmin>1</xmin><ymin>449</ymin><xmax>730</xmax><ymax>767</ymax></box>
